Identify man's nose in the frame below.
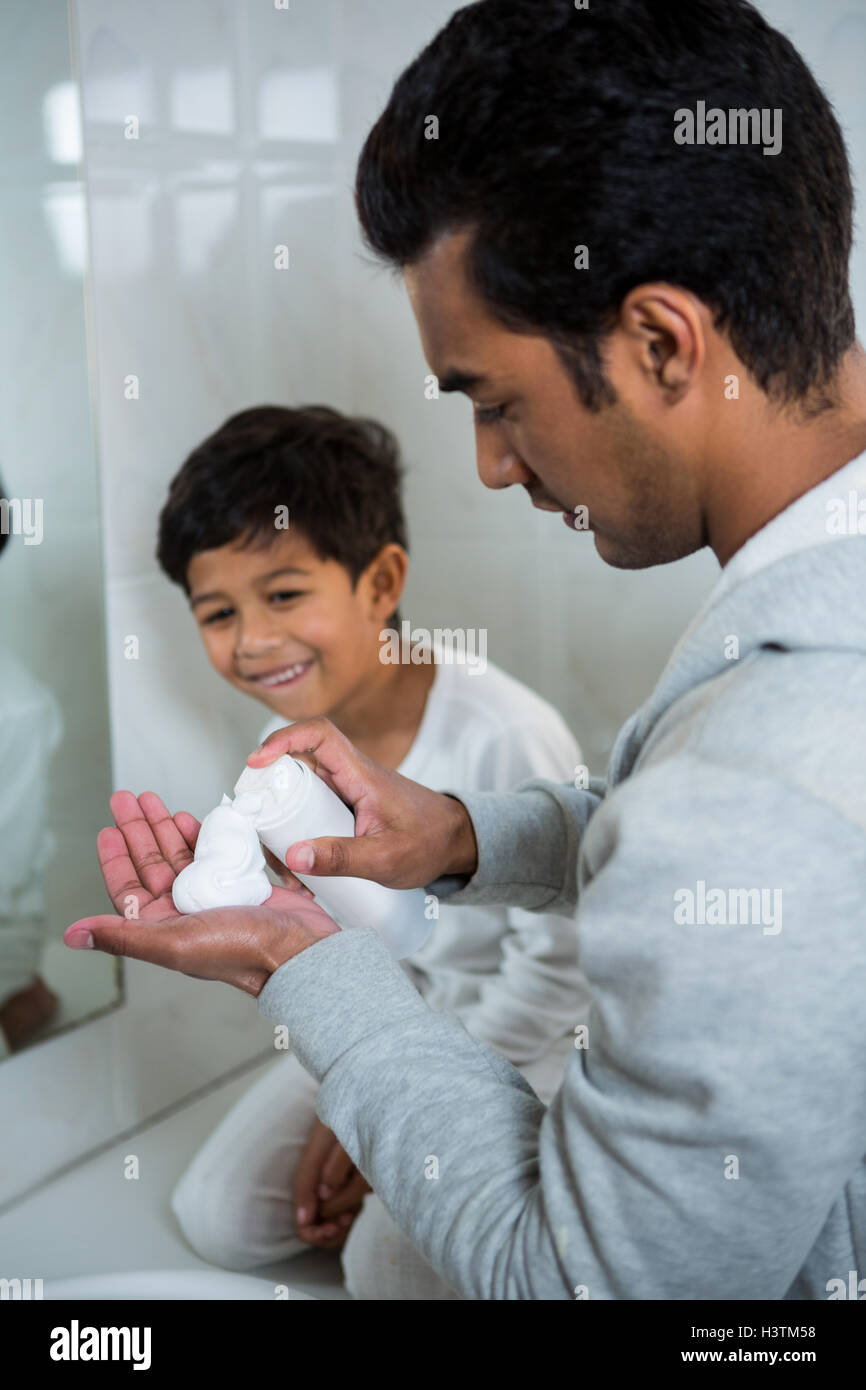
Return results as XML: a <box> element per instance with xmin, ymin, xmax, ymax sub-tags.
<box><xmin>474</xmin><ymin>424</ymin><xmax>532</xmax><ymax>491</ymax></box>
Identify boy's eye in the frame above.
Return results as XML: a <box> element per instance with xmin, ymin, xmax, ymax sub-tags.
<box><xmin>201</xmin><ymin>607</ymin><xmax>234</xmax><ymax>625</ymax></box>
<box><xmin>269</xmin><ymin>590</ymin><xmax>304</xmax><ymax>603</ymax></box>
<box><xmin>473</xmin><ymin>402</ymin><xmax>507</xmax><ymax>426</ymax></box>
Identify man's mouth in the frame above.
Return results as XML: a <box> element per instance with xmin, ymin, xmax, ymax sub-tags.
<box><xmin>241</xmin><ymin>659</ymin><xmax>314</xmax><ymax>689</ymax></box>
<box><xmin>527</xmin><ymin>489</ymin><xmax>564</xmax><ymax>513</ymax></box>
<box><xmin>524</xmin><ymin>486</ymin><xmax>591</xmax><ymax>531</ymax></box>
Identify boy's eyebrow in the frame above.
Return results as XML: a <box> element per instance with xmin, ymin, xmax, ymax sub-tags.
<box><xmin>189</xmin><ymin>567</ymin><xmax>311</xmax><ymax>608</ymax></box>
<box><xmin>259</xmin><ymin>566</ymin><xmax>312</xmax><ymax>581</ymax></box>
<box><xmin>438</xmin><ymin>368</ymin><xmax>488</xmax><ymax>394</ymax></box>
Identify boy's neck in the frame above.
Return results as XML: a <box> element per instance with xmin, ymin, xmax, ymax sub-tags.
<box><xmin>326</xmin><ymin>656</ymin><xmax>436</xmax><ymax>770</ymax></box>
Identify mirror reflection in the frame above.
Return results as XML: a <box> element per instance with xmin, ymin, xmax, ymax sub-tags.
<box><xmin>0</xmin><ymin>0</ymin><xmax>120</xmax><ymax>1057</ymax></box>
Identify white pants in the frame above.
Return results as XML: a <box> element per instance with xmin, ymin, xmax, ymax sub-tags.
<box><xmin>170</xmin><ymin>1032</ymin><xmax>574</xmax><ymax>1300</ymax></box>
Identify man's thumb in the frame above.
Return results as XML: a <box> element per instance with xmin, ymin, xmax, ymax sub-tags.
<box><xmin>285</xmin><ymin>836</ymin><xmax>371</xmax><ymax>880</ymax></box>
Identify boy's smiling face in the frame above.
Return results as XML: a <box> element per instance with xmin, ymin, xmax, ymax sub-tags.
<box><xmin>186</xmin><ymin>528</ymin><xmax>403</xmax><ymax>721</ymax></box>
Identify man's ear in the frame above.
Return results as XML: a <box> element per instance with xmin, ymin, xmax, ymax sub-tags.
<box><xmin>617</xmin><ymin>283</ymin><xmax>706</xmax><ymax>399</ymax></box>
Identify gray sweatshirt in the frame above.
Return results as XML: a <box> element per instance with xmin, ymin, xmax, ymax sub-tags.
<box><xmin>258</xmin><ymin>510</ymin><xmax>866</xmax><ymax>1298</ymax></box>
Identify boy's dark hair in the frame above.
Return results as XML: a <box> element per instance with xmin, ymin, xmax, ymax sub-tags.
<box><xmin>355</xmin><ymin>0</ymin><xmax>855</xmax><ymax>413</ymax></box>
<box><xmin>157</xmin><ymin>405</ymin><xmax>408</xmax><ymax>594</ymax></box>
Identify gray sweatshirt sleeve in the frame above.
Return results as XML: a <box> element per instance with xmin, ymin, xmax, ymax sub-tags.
<box><xmin>425</xmin><ymin>775</ymin><xmax>606</xmax><ymax>912</ymax></box>
<box><xmin>425</xmin><ymin>726</ymin><xmax>595</xmax><ymax>1063</ymax></box>
<box><xmin>451</xmin><ymin>897</ymin><xmax>592</xmax><ymax>1063</ymax></box>
<box><xmin>257</xmin><ymin>755</ymin><xmax>866</xmax><ymax>1299</ymax></box>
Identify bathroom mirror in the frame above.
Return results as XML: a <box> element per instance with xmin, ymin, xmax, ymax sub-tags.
<box><xmin>0</xmin><ymin>0</ymin><xmax>120</xmax><ymax>1060</ymax></box>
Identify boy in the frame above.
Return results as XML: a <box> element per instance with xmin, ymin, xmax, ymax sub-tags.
<box><xmin>157</xmin><ymin>404</ymin><xmax>589</xmax><ymax>1297</ymax></box>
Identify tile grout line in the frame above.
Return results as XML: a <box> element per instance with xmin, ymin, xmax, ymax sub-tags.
<box><xmin>0</xmin><ymin>1047</ymin><xmax>277</xmax><ymax>1219</ymax></box>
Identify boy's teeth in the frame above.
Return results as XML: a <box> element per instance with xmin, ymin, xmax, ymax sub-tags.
<box><xmin>259</xmin><ymin>662</ymin><xmax>307</xmax><ymax>686</ymax></box>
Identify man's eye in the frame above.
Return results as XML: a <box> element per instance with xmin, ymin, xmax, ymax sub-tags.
<box><xmin>201</xmin><ymin>607</ymin><xmax>234</xmax><ymax>625</ymax></box>
<box><xmin>473</xmin><ymin>402</ymin><xmax>506</xmax><ymax>426</ymax></box>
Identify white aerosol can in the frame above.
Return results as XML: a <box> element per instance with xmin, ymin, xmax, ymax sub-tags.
<box><xmin>233</xmin><ymin>755</ymin><xmax>432</xmax><ymax>960</ymax></box>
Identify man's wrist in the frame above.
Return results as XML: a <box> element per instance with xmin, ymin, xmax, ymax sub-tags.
<box><xmin>258</xmin><ymin>921</ymin><xmax>338</xmax><ymax>985</ymax></box>
<box><xmin>442</xmin><ymin>793</ymin><xmax>479</xmax><ymax>878</ymax></box>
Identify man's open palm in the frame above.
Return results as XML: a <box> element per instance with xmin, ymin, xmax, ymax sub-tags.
<box><xmin>98</xmin><ymin>789</ymin><xmax>203</xmax><ymax>921</ymax></box>
<box><xmin>66</xmin><ymin>789</ymin><xmax>340</xmax><ymax>995</ymax></box>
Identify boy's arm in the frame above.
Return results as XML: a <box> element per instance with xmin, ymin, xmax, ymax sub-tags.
<box><xmin>258</xmin><ymin>756</ymin><xmax>865</xmax><ymax>1299</ymax></box>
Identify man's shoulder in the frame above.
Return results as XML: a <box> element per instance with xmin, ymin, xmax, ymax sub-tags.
<box><xmin>640</xmin><ymin>644</ymin><xmax>866</xmax><ymax>836</ymax></box>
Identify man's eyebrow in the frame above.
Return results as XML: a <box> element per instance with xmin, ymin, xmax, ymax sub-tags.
<box><xmin>189</xmin><ymin>567</ymin><xmax>310</xmax><ymax>608</ymax></box>
<box><xmin>438</xmin><ymin>369</ymin><xmax>487</xmax><ymax>394</ymax></box>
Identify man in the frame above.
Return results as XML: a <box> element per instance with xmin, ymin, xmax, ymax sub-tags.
<box><xmin>67</xmin><ymin>0</ymin><xmax>866</xmax><ymax>1299</ymax></box>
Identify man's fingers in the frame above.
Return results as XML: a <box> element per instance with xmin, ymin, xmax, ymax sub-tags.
<box><xmin>247</xmin><ymin>722</ymin><xmax>291</xmax><ymax>765</ymax></box>
<box><xmin>65</xmin><ymin>909</ymin><xmax>252</xmax><ymax>981</ymax></box>
<box><xmin>246</xmin><ymin>716</ymin><xmax>373</xmax><ymax>810</ymax></box>
<box><xmin>173</xmin><ymin>811</ymin><xmax>201</xmax><ymax>851</ymax></box>
<box><xmin>247</xmin><ymin>720</ymin><xmax>376</xmax><ymax>878</ymax></box>
<box><xmin>109</xmin><ymin>791</ymin><xmax>179</xmax><ymax>899</ymax></box>
<box><xmin>262</xmin><ymin>846</ymin><xmax>315</xmax><ymax>896</ymax></box>
<box><xmin>138</xmin><ymin>792</ymin><xmax>195</xmax><ymax>875</ymax></box>
<box><xmin>96</xmin><ymin>826</ymin><xmax>155</xmax><ymax>916</ymax></box>
<box><xmin>64</xmin><ymin>900</ymin><xmax>325</xmax><ymax>999</ymax></box>
<box><xmin>247</xmin><ymin>716</ymin><xmax>335</xmax><ymax>769</ymax></box>
<box><xmin>64</xmin><ymin>914</ymin><xmax>178</xmax><ymax>966</ymax></box>
<box><xmin>284</xmin><ymin>833</ymin><xmax>391</xmax><ymax>884</ymax></box>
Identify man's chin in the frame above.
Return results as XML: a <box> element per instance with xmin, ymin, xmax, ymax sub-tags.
<box><xmin>592</xmin><ymin>529</ymin><xmax>671</xmax><ymax>571</ymax></box>
<box><xmin>590</xmin><ymin>529</ymin><xmax>638</xmax><ymax>570</ymax></box>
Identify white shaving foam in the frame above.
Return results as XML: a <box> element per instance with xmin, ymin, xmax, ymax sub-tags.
<box><xmin>172</xmin><ymin>795</ymin><xmax>272</xmax><ymax>913</ymax></box>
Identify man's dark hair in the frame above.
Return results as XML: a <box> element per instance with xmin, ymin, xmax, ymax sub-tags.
<box><xmin>356</xmin><ymin>0</ymin><xmax>855</xmax><ymax>413</ymax></box>
<box><xmin>157</xmin><ymin>405</ymin><xmax>408</xmax><ymax>594</ymax></box>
